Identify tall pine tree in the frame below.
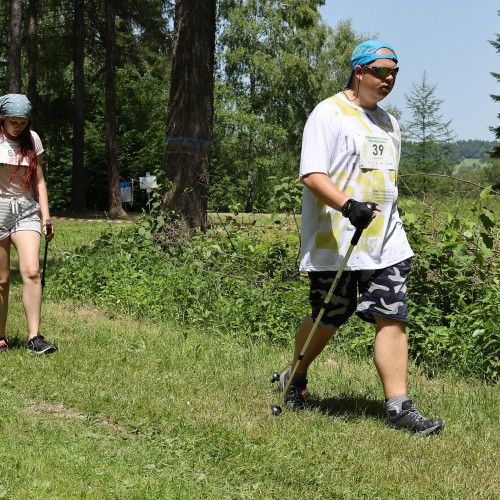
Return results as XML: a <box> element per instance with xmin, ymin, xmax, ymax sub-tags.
<box><xmin>489</xmin><ymin>15</ymin><xmax>500</xmax><ymax>158</ymax></box>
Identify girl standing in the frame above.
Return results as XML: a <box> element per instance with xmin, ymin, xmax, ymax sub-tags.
<box><xmin>0</xmin><ymin>94</ymin><xmax>56</xmax><ymax>354</ymax></box>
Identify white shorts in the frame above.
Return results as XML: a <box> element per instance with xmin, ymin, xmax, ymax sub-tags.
<box><xmin>0</xmin><ymin>196</ymin><xmax>41</xmax><ymax>240</ymax></box>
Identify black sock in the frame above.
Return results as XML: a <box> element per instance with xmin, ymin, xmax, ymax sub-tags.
<box><xmin>291</xmin><ymin>372</ymin><xmax>307</xmax><ymax>388</ymax></box>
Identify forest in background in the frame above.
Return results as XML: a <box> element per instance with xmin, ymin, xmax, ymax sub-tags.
<box><xmin>0</xmin><ymin>0</ymin><xmax>498</xmax><ymax>215</ymax></box>
<box><xmin>452</xmin><ymin>140</ymin><xmax>499</xmax><ymax>161</ymax></box>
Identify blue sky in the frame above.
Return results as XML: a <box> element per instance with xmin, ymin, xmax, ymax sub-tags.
<box><xmin>319</xmin><ymin>2</ymin><xmax>499</xmax><ymax>141</ymax></box>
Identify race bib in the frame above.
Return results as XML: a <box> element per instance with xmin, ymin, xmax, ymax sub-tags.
<box><xmin>358</xmin><ymin>134</ymin><xmax>397</xmax><ymax>171</ymax></box>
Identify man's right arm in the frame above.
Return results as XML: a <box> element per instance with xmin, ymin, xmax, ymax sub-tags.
<box><xmin>301</xmin><ymin>172</ymin><xmax>350</xmax><ymax>211</ymax></box>
<box><xmin>302</xmin><ymin>172</ymin><xmax>380</xmax><ymax>229</ymax></box>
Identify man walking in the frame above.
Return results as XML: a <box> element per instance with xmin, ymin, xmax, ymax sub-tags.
<box><xmin>280</xmin><ymin>40</ymin><xmax>444</xmax><ymax>436</ymax></box>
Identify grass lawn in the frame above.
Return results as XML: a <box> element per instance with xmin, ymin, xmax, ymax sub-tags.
<box><xmin>0</xmin><ymin>220</ymin><xmax>498</xmax><ymax>499</ymax></box>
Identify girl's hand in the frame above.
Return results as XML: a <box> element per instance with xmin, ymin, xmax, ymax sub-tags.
<box><xmin>44</xmin><ymin>219</ymin><xmax>55</xmax><ymax>242</ymax></box>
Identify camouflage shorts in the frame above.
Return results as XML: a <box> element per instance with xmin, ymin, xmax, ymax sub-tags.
<box><xmin>308</xmin><ymin>259</ymin><xmax>411</xmax><ymax>328</ymax></box>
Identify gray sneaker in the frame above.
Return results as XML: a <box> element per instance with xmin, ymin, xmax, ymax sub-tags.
<box><xmin>386</xmin><ymin>399</ymin><xmax>444</xmax><ymax>436</ymax></box>
<box><xmin>27</xmin><ymin>334</ymin><xmax>57</xmax><ymax>355</ymax></box>
<box><xmin>279</xmin><ymin>368</ymin><xmax>310</xmax><ymax>410</ymax></box>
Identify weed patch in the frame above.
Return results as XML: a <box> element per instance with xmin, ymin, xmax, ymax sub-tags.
<box><xmin>0</xmin><ymin>299</ymin><xmax>498</xmax><ymax>499</ymax></box>
<box><xmin>44</xmin><ymin>190</ymin><xmax>499</xmax><ymax>383</ymax></box>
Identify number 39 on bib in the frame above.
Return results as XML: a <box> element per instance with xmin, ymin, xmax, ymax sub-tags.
<box><xmin>359</xmin><ymin>134</ymin><xmax>397</xmax><ymax>171</ymax></box>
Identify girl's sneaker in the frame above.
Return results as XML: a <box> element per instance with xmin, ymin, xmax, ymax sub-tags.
<box><xmin>26</xmin><ymin>334</ymin><xmax>57</xmax><ymax>355</ymax></box>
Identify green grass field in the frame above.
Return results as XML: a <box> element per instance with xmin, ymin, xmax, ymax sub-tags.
<box><xmin>0</xmin><ymin>220</ymin><xmax>498</xmax><ymax>499</ymax></box>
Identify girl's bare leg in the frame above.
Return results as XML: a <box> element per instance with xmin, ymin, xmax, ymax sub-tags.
<box><xmin>11</xmin><ymin>231</ymin><xmax>42</xmax><ymax>338</ymax></box>
<box><xmin>0</xmin><ymin>237</ymin><xmax>11</xmax><ymax>338</ymax></box>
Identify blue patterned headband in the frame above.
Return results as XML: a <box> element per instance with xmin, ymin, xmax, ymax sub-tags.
<box><xmin>0</xmin><ymin>94</ymin><xmax>32</xmax><ymax>119</ymax></box>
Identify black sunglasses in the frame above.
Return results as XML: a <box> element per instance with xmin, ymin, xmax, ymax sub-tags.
<box><xmin>362</xmin><ymin>66</ymin><xmax>399</xmax><ymax>79</ymax></box>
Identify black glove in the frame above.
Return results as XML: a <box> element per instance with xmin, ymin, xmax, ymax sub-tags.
<box><xmin>341</xmin><ymin>199</ymin><xmax>377</xmax><ymax>230</ymax></box>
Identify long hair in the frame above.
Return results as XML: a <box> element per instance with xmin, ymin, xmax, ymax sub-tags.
<box><xmin>0</xmin><ymin>118</ymin><xmax>38</xmax><ymax>191</ymax></box>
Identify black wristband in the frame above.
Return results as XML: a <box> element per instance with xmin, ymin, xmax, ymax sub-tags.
<box><xmin>341</xmin><ymin>199</ymin><xmax>355</xmax><ymax>217</ymax></box>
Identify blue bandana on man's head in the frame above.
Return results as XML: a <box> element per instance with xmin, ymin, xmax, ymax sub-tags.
<box><xmin>0</xmin><ymin>94</ymin><xmax>32</xmax><ymax>119</ymax></box>
<box><xmin>346</xmin><ymin>39</ymin><xmax>398</xmax><ymax>88</ymax></box>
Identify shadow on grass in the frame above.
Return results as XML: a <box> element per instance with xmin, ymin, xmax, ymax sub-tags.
<box><xmin>8</xmin><ymin>269</ymin><xmax>22</xmax><ymax>285</ymax></box>
<box><xmin>307</xmin><ymin>394</ymin><xmax>385</xmax><ymax>420</ymax></box>
<box><xmin>6</xmin><ymin>337</ymin><xmax>27</xmax><ymax>349</ymax></box>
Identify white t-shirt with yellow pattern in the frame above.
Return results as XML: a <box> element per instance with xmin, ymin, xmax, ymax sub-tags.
<box><xmin>299</xmin><ymin>92</ymin><xmax>414</xmax><ymax>271</ymax></box>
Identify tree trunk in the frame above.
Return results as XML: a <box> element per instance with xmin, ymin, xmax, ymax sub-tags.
<box><xmin>9</xmin><ymin>0</ymin><xmax>22</xmax><ymax>92</ymax></box>
<box><xmin>105</xmin><ymin>0</ymin><xmax>126</xmax><ymax>218</ymax></box>
<box><xmin>245</xmin><ymin>135</ymin><xmax>254</xmax><ymax>213</ymax></box>
<box><xmin>162</xmin><ymin>0</ymin><xmax>216</xmax><ymax>231</ymax></box>
<box><xmin>27</xmin><ymin>0</ymin><xmax>38</xmax><ymax>128</ymax></box>
<box><xmin>245</xmin><ymin>61</ymin><xmax>257</xmax><ymax>213</ymax></box>
<box><xmin>71</xmin><ymin>0</ymin><xmax>87</xmax><ymax>213</ymax></box>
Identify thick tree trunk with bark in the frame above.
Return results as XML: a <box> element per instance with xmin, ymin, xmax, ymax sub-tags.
<box><xmin>71</xmin><ymin>0</ymin><xmax>87</xmax><ymax>213</ymax></box>
<box><xmin>162</xmin><ymin>0</ymin><xmax>216</xmax><ymax>231</ymax></box>
<box><xmin>9</xmin><ymin>0</ymin><xmax>22</xmax><ymax>92</ymax></box>
<box><xmin>105</xmin><ymin>0</ymin><xmax>126</xmax><ymax>218</ymax></box>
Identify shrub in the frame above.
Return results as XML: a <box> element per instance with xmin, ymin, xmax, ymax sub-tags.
<box><xmin>401</xmin><ymin>187</ymin><xmax>499</xmax><ymax>381</ymax></box>
<box><xmin>48</xmin><ymin>214</ymin><xmax>308</xmax><ymax>343</ymax></box>
<box><xmin>47</xmin><ymin>188</ymin><xmax>499</xmax><ymax>382</ymax></box>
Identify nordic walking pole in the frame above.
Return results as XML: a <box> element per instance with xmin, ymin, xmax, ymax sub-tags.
<box><xmin>278</xmin><ymin>226</ymin><xmax>364</xmax><ymax>409</ymax></box>
<box><xmin>41</xmin><ymin>220</ymin><xmax>52</xmax><ymax>292</ymax></box>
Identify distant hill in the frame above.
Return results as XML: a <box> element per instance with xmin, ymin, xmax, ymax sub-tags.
<box><xmin>402</xmin><ymin>140</ymin><xmax>499</xmax><ymax>164</ymax></box>
<box><xmin>448</xmin><ymin>140</ymin><xmax>500</xmax><ymax>163</ymax></box>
